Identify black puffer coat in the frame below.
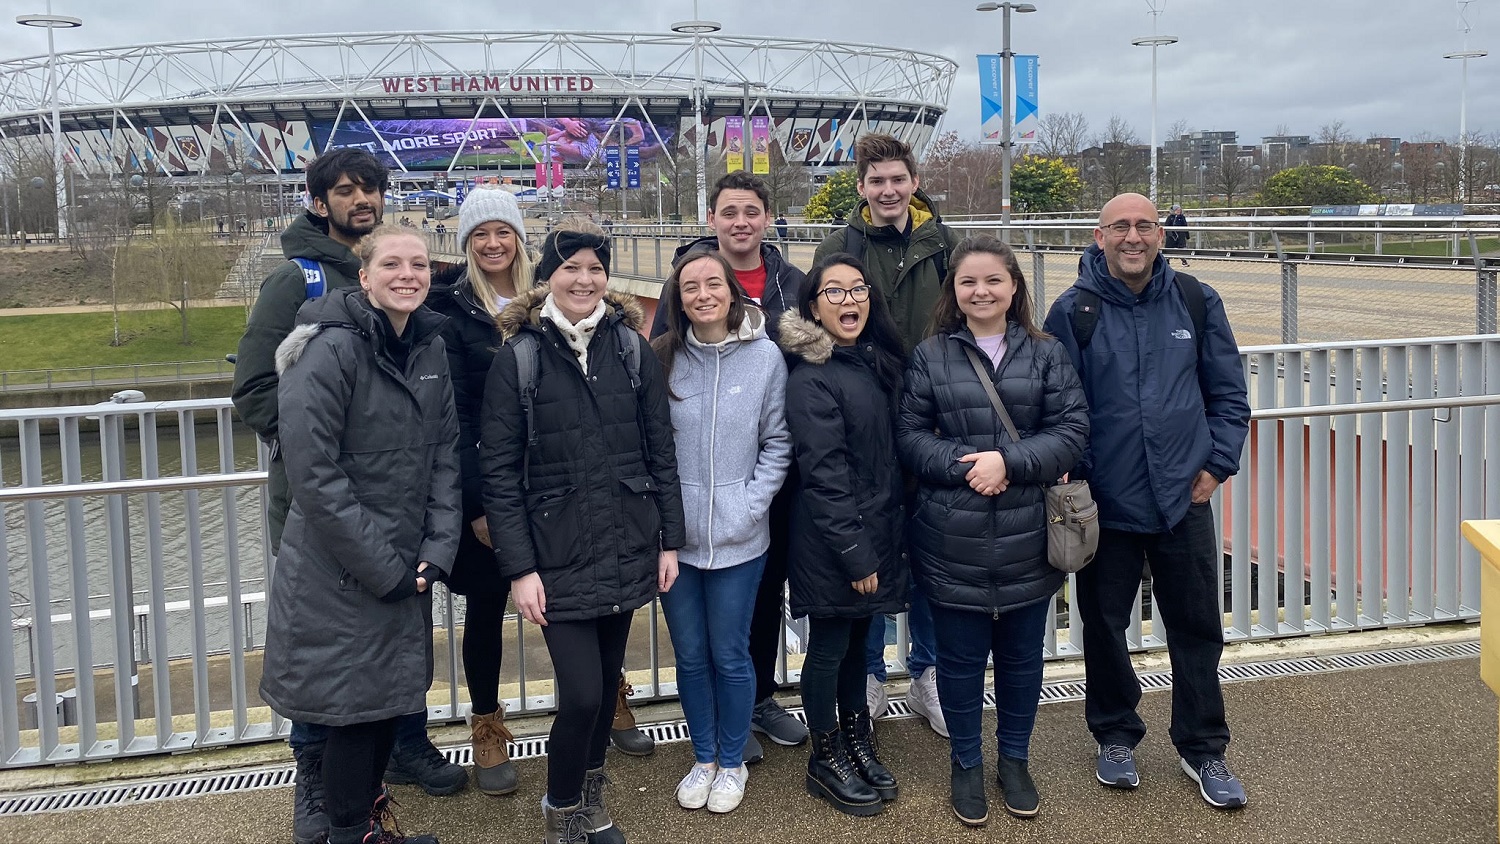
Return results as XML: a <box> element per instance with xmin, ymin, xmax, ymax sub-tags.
<box><xmin>428</xmin><ymin>266</ymin><xmax>507</xmax><ymax>594</ymax></box>
<box><xmin>898</xmin><ymin>323</ymin><xmax>1089</xmax><ymax>616</ymax></box>
<box><xmin>778</xmin><ymin>313</ymin><xmax>909</xmax><ymax>620</ymax></box>
<box><xmin>259</xmin><ymin>288</ymin><xmax>461</xmax><ymax>726</ymax></box>
<box><xmin>479</xmin><ymin>287</ymin><xmax>687</xmax><ymax>623</ymax></box>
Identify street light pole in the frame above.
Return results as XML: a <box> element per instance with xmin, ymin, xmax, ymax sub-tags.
<box><xmin>1132</xmin><ymin>3</ymin><xmax>1177</xmax><ymax>206</ymax></box>
<box><xmin>17</xmin><ymin>1</ymin><xmax>82</xmax><ymax>241</ymax></box>
<box><xmin>977</xmin><ymin>2</ymin><xmax>1036</xmax><ymax>230</ymax></box>
<box><xmin>672</xmin><ymin>6</ymin><xmax>721</xmax><ymax>223</ymax></box>
<box><xmin>1444</xmin><ymin>47</ymin><xmax>1487</xmax><ymax>204</ymax></box>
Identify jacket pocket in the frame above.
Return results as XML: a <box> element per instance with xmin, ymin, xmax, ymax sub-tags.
<box><xmin>525</xmin><ymin>485</ymin><xmax>581</xmax><ymax>570</ymax></box>
<box><xmin>618</xmin><ymin>476</ymin><xmax>663</xmax><ymax>560</ymax></box>
<box><xmin>710</xmin><ymin>481</ymin><xmax>759</xmax><ymax>553</ymax></box>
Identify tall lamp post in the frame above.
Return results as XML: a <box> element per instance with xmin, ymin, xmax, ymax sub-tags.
<box><xmin>17</xmin><ymin>1</ymin><xmax>81</xmax><ymax>240</ymax></box>
<box><xmin>1444</xmin><ymin>47</ymin><xmax>1487</xmax><ymax>204</ymax></box>
<box><xmin>1132</xmin><ymin>3</ymin><xmax>1177</xmax><ymax>206</ymax></box>
<box><xmin>976</xmin><ymin>2</ymin><xmax>1036</xmax><ymax>229</ymax></box>
<box><xmin>672</xmin><ymin>8</ymin><xmax>721</xmax><ymax>223</ymax></box>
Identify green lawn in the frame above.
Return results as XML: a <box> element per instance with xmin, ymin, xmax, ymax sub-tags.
<box><xmin>1304</xmin><ymin>235</ymin><xmax>1500</xmax><ymax>258</ymax></box>
<box><xmin>0</xmin><ymin>306</ymin><xmax>247</xmax><ymax>381</ymax></box>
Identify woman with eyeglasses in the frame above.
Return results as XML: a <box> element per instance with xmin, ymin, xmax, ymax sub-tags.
<box><xmin>777</xmin><ymin>252</ymin><xmax>909</xmax><ymax>818</ymax></box>
<box><xmin>897</xmin><ymin>235</ymin><xmax>1088</xmax><ymax>826</ymax></box>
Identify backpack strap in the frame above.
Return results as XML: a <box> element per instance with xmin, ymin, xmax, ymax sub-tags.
<box><xmin>1071</xmin><ymin>274</ymin><xmax>1206</xmax><ymax>356</ymax></box>
<box><xmin>614</xmin><ymin>320</ymin><xmax>642</xmax><ymax>391</ymax></box>
<box><xmin>1174</xmin><ymin>272</ymin><xmax>1207</xmax><ymax>358</ymax></box>
<box><xmin>1072</xmin><ymin>288</ymin><xmax>1103</xmax><ymax>352</ymax></box>
<box><xmin>842</xmin><ymin>224</ymin><xmax>865</xmax><ymax>263</ymax></box>
<box><xmin>290</xmin><ymin>257</ymin><xmax>327</xmax><ymax>299</ymax></box>
<box><xmin>512</xmin><ymin>333</ymin><xmax>541</xmax><ymax>491</ymax></box>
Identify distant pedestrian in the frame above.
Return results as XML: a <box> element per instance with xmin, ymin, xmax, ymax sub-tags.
<box><xmin>1165</xmin><ymin>204</ymin><xmax>1189</xmax><ymax>266</ymax></box>
<box><xmin>775</xmin><ymin>214</ymin><xmax>788</xmax><ymax>241</ymax></box>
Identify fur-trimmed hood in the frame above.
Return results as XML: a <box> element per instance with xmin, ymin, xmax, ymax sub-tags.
<box><xmin>496</xmin><ymin>285</ymin><xmax>646</xmax><ymax>341</ymax></box>
<box><xmin>274</xmin><ymin>323</ymin><xmax>327</xmax><ymax>376</ymax></box>
<box><xmin>776</xmin><ymin>311</ymin><xmax>834</xmax><ymax>365</ymax></box>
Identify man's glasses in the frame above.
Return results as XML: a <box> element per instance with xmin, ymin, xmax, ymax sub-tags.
<box><xmin>820</xmin><ymin>285</ymin><xmax>872</xmax><ymax>304</ymax></box>
<box><xmin>1102</xmin><ymin>221</ymin><xmax>1160</xmax><ymax>237</ymax></box>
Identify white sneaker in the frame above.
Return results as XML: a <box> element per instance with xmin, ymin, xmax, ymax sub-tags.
<box><xmin>676</xmin><ymin>763</ymin><xmax>717</xmax><ymax>810</ymax></box>
<box><xmin>866</xmin><ymin>674</ymin><xmax>889</xmax><ymax>720</ymax></box>
<box><xmin>906</xmin><ymin>667</ymin><xmax>949</xmax><ymax>738</ymax></box>
<box><xmin>706</xmin><ymin>764</ymin><xmax>748</xmax><ymax>813</ymax></box>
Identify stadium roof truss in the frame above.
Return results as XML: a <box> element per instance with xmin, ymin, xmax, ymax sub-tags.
<box><xmin>0</xmin><ymin>31</ymin><xmax>956</xmax><ymax>177</ymax></box>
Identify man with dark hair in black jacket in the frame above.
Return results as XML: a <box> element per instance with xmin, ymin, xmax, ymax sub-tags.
<box><xmin>232</xmin><ymin>149</ymin><xmax>465</xmax><ymax>844</ymax></box>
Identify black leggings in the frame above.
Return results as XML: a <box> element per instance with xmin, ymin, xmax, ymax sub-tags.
<box><xmin>323</xmin><ymin>718</ymin><xmax>399</xmax><ymax>829</ymax></box>
<box><xmin>463</xmin><ymin>589</ymin><xmax>509</xmax><ymax>716</ymax></box>
<box><xmin>802</xmin><ymin>616</ymin><xmax>873</xmax><ymax>733</ymax></box>
<box><xmin>540</xmin><ymin>613</ymin><xmax>634</xmax><ymax>805</ymax></box>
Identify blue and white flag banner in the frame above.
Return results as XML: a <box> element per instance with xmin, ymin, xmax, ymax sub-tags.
<box><xmin>978</xmin><ymin>54</ymin><xmax>1003</xmax><ymax>144</ymax></box>
<box><xmin>1014</xmin><ymin>55</ymin><xmax>1039</xmax><ymax>144</ymax></box>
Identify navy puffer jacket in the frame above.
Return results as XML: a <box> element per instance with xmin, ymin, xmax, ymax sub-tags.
<box><xmin>898</xmin><ymin>323</ymin><xmax>1089</xmax><ymax>615</ymax></box>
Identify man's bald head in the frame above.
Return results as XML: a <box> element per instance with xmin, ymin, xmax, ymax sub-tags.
<box><xmin>1099</xmin><ymin>193</ymin><xmax>1154</xmax><ymax>225</ymax></box>
<box><xmin>1094</xmin><ymin>192</ymin><xmax>1164</xmax><ymax>293</ymax></box>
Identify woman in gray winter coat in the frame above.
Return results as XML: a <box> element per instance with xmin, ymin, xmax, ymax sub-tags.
<box><xmin>651</xmin><ymin>250</ymin><xmax>792</xmax><ymax>815</ymax></box>
<box><xmin>260</xmin><ymin>226</ymin><xmax>461</xmax><ymax>844</ymax></box>
<box><xmin>898</xmin><ymin>235</ymin><xmax>1088</xmax><ymax>826</ymax></box>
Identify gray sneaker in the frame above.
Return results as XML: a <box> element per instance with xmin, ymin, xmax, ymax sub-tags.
<box><xmin>1096</xmin><ymin>744</ymin><xmax>1140</xmax><ymax>790</ymax></box>
<box><xmin>750</xmin><ymin>697</ymin><xmax>808</xmax><ymax>747</ymax></box>
<box><xmin>742</xmin><ymin>731</ymin><xmax>765</xmax><ymax>765</ymax></box>
<box><xmin>1180</xmin><ymin>757</ymin><xmax>1247</xmax><ymax>809</ymax></box>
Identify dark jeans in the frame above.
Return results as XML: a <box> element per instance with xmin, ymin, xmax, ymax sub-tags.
<box><xmin>863</xmin><ymin>575</ymin><xmax>937</xmax><ymax>680</ymax></box>
<box><xmin>463</xmin><ymin>588</ymin><xmax>509</xmax><ymax>716</ymax></box>
<box><xmin>323</xmin><ymin>717</ymin><xmax>399</xmax><ymax>828</ymax></box>
<box><xmin>290</xmin><ymin>710</ymin><xmax>429</xmax><ymax>756</ymax></box>
<box><xmin>1077</xmin><ymin>502</ymin><xmax>1230</xmax><ymax>765</ymax></box>
<box><xmin>747</xmin><ymin>484</ymin><xmax>794</xmax><ymax>703</ymax></box>
<box><xmin>802</xmin><ymin>616</ymin><xmax>873</xmax><ymax>733</ymax></box>
<box><xmin>540</xmin><ymin>613</ymin><xmax>634</xmax><ymax>806</ymax></box>
<box><xmin>931</xmin><ymin>599</ymin><xmax>1051</xmax><ymax>768</ymax></box>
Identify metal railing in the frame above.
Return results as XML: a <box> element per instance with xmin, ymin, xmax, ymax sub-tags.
<box><xmin>0</xmin><ymin>360</ymin><xmax>233</xmax><ymax>392</ymax></box>
<box><xmin>1</xmin><ymin>336</ymin><xmax>1496</xmax><ymax>768</ymax></box>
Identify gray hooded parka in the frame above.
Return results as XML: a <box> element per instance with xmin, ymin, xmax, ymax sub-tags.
<box><xmin>258</xmin><ymin>288</ymin><xmax>462</xmax><ymax>726</ymax></box>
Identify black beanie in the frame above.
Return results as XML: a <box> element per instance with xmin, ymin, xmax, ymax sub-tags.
<box><xmin>534</xmin><ymin>229</ymin><xmax>611</xmax><ymax>286</ymax></box>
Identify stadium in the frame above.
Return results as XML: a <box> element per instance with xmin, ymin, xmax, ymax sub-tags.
<box><xmin>0</xmin><ymin>30</ymin><xmax>956</xmax><ymax>200</ymax></box>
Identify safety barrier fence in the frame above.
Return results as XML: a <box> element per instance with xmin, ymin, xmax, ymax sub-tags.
<box><xmin>0</xmin><ymin>334</ymin><xmax>1496</xmax><ymax>767</ymax></box>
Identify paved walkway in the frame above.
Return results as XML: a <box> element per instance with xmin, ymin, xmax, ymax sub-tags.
<box><xmin>0</xmin><ymin>652</ymin><xmax>1492</xmax><ymax>843</ymax></box>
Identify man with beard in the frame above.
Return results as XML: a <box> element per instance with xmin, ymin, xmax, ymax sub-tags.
<box><xmin>232</xmin><ymin>148</ymin><xmax>468</xmax><ymax>844</ymax></box>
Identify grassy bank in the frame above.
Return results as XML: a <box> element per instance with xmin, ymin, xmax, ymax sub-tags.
<box><xmin>0</xmin><ymin>306</ymin><xmax>247</xmax><ymax>376</ymax></box>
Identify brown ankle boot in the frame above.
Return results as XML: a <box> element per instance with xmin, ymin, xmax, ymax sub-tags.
<box><xmin>608</xmin><ymin>675</ymin><xmax>654</xmax><ymax>756</ymax></box>
<box><xmin>471</xmin><ymin>709</ymin><xmax>518</xmax><ymax>796</ymax></box>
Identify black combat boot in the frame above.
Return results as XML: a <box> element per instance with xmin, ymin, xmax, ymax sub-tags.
<box><xmin>839</xmin><ymin>709</ymin><xmax>898</xmax><ymax>801</ymax></box>
<box><xmin>805</xmin><ymin>728</ymin><xmax>882</xmax><ymax>817</ymax></box>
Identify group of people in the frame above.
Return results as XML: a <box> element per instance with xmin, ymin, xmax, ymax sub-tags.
<box><xmin>233</xmin><ymin>130</ymin><xmax>1251</xmax><ymax>844</ymax></box>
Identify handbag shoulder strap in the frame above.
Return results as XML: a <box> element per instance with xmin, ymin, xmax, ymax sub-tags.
<box><xmin>962</xmin><ymin>345</ymin><xmax>1021</xmax><ymax>443</ymax></box>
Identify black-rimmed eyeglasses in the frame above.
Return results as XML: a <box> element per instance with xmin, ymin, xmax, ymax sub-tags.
<box><xmin>819</xmin><ymin>285</ymin><xmax>872</xmax><ymax>304</ymax></box>
<box><xmin>1102</xmin><ymin>221</ymin><xmax>1159</xmax><ymax>237</ymax></box>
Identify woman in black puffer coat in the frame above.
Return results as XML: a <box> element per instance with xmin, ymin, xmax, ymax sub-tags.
<box><xmin>778</xmin><ymin>252</ymin><xmax>908</xmax><ymax>818</ymax></box>
<box><xmin>897</xmin><ymin>235</ymin><xmax>1088</xmax><ymax>825</ymax></box>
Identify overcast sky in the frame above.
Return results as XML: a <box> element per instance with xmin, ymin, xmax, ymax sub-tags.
<box><xmin>1</xmin><ymin>0</ymin><xmax>1494</xmax><ymax>150</ymax></box>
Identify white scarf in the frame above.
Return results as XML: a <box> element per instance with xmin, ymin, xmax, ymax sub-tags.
<box><xmin>541</xmin><ymin>294</ymin><xmax>608</xmax><ymax>372</ymax></box>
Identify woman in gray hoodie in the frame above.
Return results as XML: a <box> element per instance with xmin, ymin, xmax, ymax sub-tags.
<box><xmin>651</xmin><ymin>249</ymin><xmax>792</xmax><ymax>815</ymax></box>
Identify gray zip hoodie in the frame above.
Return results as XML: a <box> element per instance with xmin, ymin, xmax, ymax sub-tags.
<box><xmin>668</xmin><ymin>309</ymin><xmax>793</xmax><ymax>570</ymax></box>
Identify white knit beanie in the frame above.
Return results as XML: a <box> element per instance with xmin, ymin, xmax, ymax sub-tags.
<box><xmin>458</xmin><ymin>188</ymin><xmax>527</xmax><ymax>246</ymax></box>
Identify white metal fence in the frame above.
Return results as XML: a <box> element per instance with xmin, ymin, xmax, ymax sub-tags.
<box><xmin>1</xmin><ymin>335</ymin><xmax>1497</xmax><ymax>768</ymax></box>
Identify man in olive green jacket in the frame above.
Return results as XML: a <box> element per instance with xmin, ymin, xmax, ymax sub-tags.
<box><xmin>813</xmin><ymin>133</ymin><xmax>957</xmax><ymax>352</ymax></box>
<box><xmin>813</xmin><ymin>132</ymin><xmax>955</xmax><ymax>742</ymax></box>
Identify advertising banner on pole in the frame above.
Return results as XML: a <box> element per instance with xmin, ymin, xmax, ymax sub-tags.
<box><xmin>978</xmin><ymin>54</ymin><xmax>1003</xmax><ymax>145</ymax></box>
<box><xmin>1014</xmin><ymin>55</ymin><xmax>1039</xmax><ymax>145</ymax></box>
<box><xmin>552</xmin><ymin>159</ymin><xmax>564</xmax><ymax>190</ymax></box>
<box><xmin>725</xmin><ymin>116</ymin><xmax>746</xmax><ymax>171</ymax></box>
<box><xmin>751</xmin><ymin>116</ymin><xmax>771</xmax><ymax>174</ymax></box>
<box><xmin>455</xmin><ymin>178</ymin><xmax>468</xmax><ymax>206</ymax></box>
<box><xmin>606</xmin><ymin>145</ymin><xmax>621</xmax><ymax>190</ymax></box>
<box><xmin>535</xmin><ymin>160</ymin><xmax>546</xmax><ymax>189</ymax></box>
<box><xmin>626</xmin><ymin>146</ymin><xmax>641</xmax><ymax>189</ymax></box>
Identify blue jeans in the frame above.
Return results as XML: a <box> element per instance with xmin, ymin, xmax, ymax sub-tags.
<box><xmin>864</xmin><ymin>575</ymin><xmax>936</xmax><ymax>680</ymax></box>
<box><xmin>660</xmin><ymin>554</ymin><xmax>766</xmax><ymax>769</ymax></box>
<box><xmin>289</xmin><ymin>710</ymin><xmax>430</xmax><ymax>755</ymax></box>
<box><xmin>930</xmin><ymin>598</ymin><xmax>1051</xmax><ymax>768</ymax></box>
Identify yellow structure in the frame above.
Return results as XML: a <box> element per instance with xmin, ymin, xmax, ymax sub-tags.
<box><xmin>1462</xmin><ymin>519</ymin><xmax>1500</xmax><ymax>843</ymax></box>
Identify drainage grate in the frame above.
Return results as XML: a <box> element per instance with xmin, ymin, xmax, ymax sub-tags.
<box><xmin>0</xmin><ymin>639</ymin><xmax>1477</xmax><ymax>818</ymax></box>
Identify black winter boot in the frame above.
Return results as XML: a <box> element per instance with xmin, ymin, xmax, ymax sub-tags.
<box><xmin>839</xmin><ymin>709</ymin><xmax>898</xmax><ymax>801</ymax></box>
<box><xmin>995</xmin><ymin>754</ymin><xmax>1040</xmax><ymax>818</ymax></box>
<box><xmin>950</xmin><ymin>761</ymin><xmax>988</xmax><ymax>827</ymax></box>
<box><xmin>805</xmin><ymin>728</ymin><xmax>883</xmax><ymax>817</ymax></box>
<box><xmin>292</xmin><ymin>745</ymin><xmax>328</xmax><ymax>844</ymax></box>
<box><xmin>579</xmin><ymin>766</ymin><xmax>625</xmax><ymax>844</ymax></box>
<box><xmin>384</xmin><ymin>734</ymin><xmax>467</xmax><ymax>797</ymax></box>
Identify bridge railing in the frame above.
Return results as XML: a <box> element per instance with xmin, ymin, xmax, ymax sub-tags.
<box><xmin>1</xmin><ymin>335</ymin><xmax>1496</xmax><ymax>768</ymax></box>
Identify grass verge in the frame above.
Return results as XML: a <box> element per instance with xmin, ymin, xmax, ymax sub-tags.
<box><xmin>0</xmin><ymin>306</ymin><xmax>247</xmax><ymax>378</ymax></box>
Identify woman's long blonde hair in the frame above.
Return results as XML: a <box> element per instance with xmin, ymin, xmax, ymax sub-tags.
<box><xmin>465</xmin><ymin>223</ymin><xmax>535</xmax><ymax>323</ymax></box>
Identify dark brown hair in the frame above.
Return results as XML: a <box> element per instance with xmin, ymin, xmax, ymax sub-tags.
<box><xmin>854</xmin><ymin>133</ymin><xmax>918</xmax><ymax>181</ymax></box>
<box><xmin>650</xmin><ymin>249</ymin><xmax>751</xmax><ymax>398</ymax></box>
<box><xmin>800</xmin><ymin>252</ymin><xmax>907</xmax><ymax>395</ymax></box>
<box><xmin>928</xmin><ymin>235</ymin><xmax>1049</xmax><ymax>340</ymax></box>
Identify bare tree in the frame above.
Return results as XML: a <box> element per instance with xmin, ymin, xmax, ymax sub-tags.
<box><xmin>1314</xmin><ymin>121</ymin><xmax>1352</xmax><ymax>167</ymax></box>
<box><xmin>761</xmin><ymin>138</ymin><xmax>814</xmax><ymax>215</ymax></box>
<box><xmin>1350</xmin><ymin>142</ymin><xmax>1398</xmax><ymax>199</ymax></box>
<box><xmin>922</xmin><ymin>132</ymin><xmax>1005</xmax><ymax>216</ymax></box>
<box><xmin>116</xmin><ymin>216</ymin><xmax>225</xmax><ymax>345</ymax></box>
<box><xmin>1035</xmin><ymin>112</ymin><xmax>1090</xmax><ymax>159</ymax></box>
<box><xmin>1398</xmin><ymin>135</ymin><xmax>1445</xmax><ymax>203</ymax></box>
<box><xmin>1214</xmin><ymin>150</ymin><xmax>1255</xmax><ymax>208</ymax></box>
<box><xmin>1090</xmin><ymin>115</ymin><xmax>1147</xmax><ymax>199</ymax></box>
